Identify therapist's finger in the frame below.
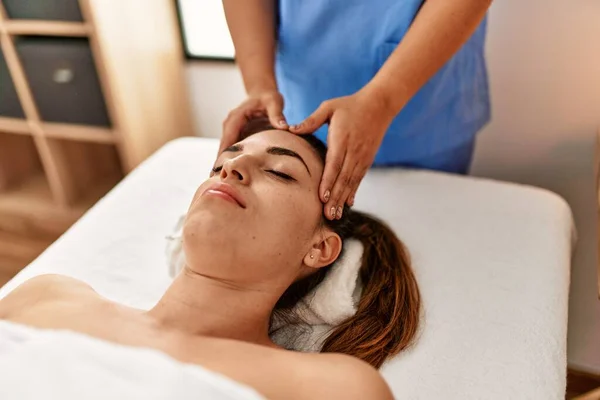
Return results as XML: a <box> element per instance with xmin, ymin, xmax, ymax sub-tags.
<box><xmin>265</xmin><ymin>94</ymin><xmax>288</xmax><ymax>130</ymax></box>
<box><xmin>346</xmin><ymin>165</ymin><xmax>368</xmax><ymax>207</ymax></box>
<box><xmin>290</xmin><ymin>101</ymin><xmax>332</xmax><ymax>134</ymax></box>
<box><xmin>348</xmin><ymin>190</ymin><xmax>356</xmax><ymax>207</ymax></box>
<box><xmin>327</xmin><ymin>159</ymin><xmax>357</xmax><ymax>220</ymax></box>
<box><xmin>347</xmin><ymin>179</ymin><xmax>360</xmax><ymax>207</ymax></box>
<box><xmin>320</xmin><ymin>141</ymin><xmax>346</xmax><ymax>209</ymax></box>
<box><xmin>335</xmin><ymin>170</ymin><xmax>356</xmax><ymax>217</ymax></box>
<box><xmin>220</xmin><ymin>110</ymin><xmax>247</xmax><ymax>154</ymax></box>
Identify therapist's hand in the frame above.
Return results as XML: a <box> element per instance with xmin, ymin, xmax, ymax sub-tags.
<box><xmin>290</xmin><ymin>88</ymin><xmax>396</xmax><ymax>220</ymax></box>
<box><xmin>220</xmin><ymin>90</ymin><xmax>288</xmax><ymax>154</ymax></box>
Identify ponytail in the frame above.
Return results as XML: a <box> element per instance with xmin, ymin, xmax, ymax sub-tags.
<box><xmin>320</xmin><ymin>211</ymin><xmax>421</xmax><ymax>368</ymax></box>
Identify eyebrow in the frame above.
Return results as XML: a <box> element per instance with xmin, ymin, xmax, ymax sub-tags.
<box><xmin>222</xmin><ymin>144</ymin><xmax>311</xmax><ymax>176</ymax></box>
<box><xmin>223</xmin><ymin>144</ymin><xmax>243</xmax><ymax>153</ymax></box>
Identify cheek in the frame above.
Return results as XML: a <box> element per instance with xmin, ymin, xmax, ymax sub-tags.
<box><xmin>262</xmin><ymin>186</ymin><xmax>321</xmax><ymax>239</ymax></box>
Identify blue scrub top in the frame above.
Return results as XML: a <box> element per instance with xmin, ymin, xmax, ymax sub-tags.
<box><xmin>275</xmin><ymin>0</ymin><xmax>491</xmax><ymax>166</ymax></box>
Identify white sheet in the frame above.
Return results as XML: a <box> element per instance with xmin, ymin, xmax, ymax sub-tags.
<box><xmin>0</xmin><ymin>137</ymin><xmax>574</xmax><ymax>399</ymax></box>
<box><xmin>0</xmin><ymin>320</ymin><xmax>264</xmax><ymax>400</ymax></box>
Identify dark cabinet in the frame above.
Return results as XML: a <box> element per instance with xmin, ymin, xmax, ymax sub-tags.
<box><xmin>0</xmin><ymin>52</ymin><xmax>25</xmax><ymax>118</ymax></box>
<box><xmin>3</xmin><ymin>0</ymin><xmax>84</xmax><ymax>22</ymax></box>
<box><xmin>15</xmin><ymin>37</ymin><xmax>111</xmax><ymax>126</ymax></box>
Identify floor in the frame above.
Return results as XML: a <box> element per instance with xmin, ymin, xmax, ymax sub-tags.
<box><xmin>568</xmin><ymin>370</ymin><xmax>600</xmax><ymax>399</ymax></box>
<box><xmin>0</xmin><ymin>212</ymin><xmax>64</xmax><ymax>286</ymax></box>
<box><xmin>0</xmin><ymin>193</ymin><xmax>82</xmax><ymax>286</ymax></box>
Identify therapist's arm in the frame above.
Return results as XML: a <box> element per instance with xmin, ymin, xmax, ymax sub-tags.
<box><xmin>291</xmin><ymin>0</ymin><xmax>492</xmax><ymax>220</ymax></box>
<box><xmin>367</xmin><ymin>0</ymin><xmax>492</xmax><ymax>115</ymax></box>
<box><xmin>220</xmin><ymin>0</ymin><xmax>287</xmax><ymax>153</ymax></box>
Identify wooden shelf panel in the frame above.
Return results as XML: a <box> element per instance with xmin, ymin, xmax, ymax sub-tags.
<box><xmin>0</xmin><ymin>173</ymin><xmax>53</xmax><ymax>211</ymax></box>
<box><xmin>41</xmin><ymin>122</ymin><xmax>117</xmax><ymax>144</ymax></box>
<box><xmin>71</xmin><ymin>176</ymin><xmax>119</xmax><ymax>213</ymax></box>
<box><xmin>2</xmin><ymin>20</ymin><xmax>90</xmax><ymax>37</ymax></box>
<box><xmin>45</xmin><ymin>138</ymin><xmax>123</xmax><ymax>206</ymax></box>
<box><xmin>0</xmin><ymin>170</ymin><xmax>116</xmax><ymax>226</ymax></box>
<box><xmin>0</xmin><ymin>117</ymin><xmax>30</xmax><ymax>135</ymax></box>
<box><xmin>0</xmin><ymin>132</ymin><xmax>42</xmax><ymax>192</ymax></box>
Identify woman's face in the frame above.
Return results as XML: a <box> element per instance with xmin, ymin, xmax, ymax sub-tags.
<box><xmin>183</xmin><ymin>130</ymin><xmax>340</xmax><ymax>288</ymax></box>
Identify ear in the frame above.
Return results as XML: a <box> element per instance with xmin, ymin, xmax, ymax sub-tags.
<box><xmin>303</xmin><ymin>230</ymin><xmax>343</xmax><ymax>269</ymax></box>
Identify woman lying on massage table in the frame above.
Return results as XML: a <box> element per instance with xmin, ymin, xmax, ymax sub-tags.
<box><xmin>0</xmin><ymin>121</ymin><xmax>420</xmax><ymax>400</ymax></box>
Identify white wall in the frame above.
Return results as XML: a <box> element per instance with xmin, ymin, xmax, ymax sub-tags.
<box><xmin>185</xmin><ymin>62</ymin><xmax>244</xmax><ymax>138</ymax></box>
<box><xmin>185</xmin><ymin>0</ymin><xmax>600</xmax><ymax>373</ymax></box>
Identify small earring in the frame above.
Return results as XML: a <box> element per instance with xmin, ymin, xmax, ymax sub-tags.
<box><xmin>310</xmin><ymin>254</ymin><xmax>314</xmax><ymax>259</ymax></box>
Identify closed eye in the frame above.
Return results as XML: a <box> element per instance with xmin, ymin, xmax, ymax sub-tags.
<box><xmin>267</xmin><ymin>170</ymin><xmax>295</xmax><ymax>182</ymax></box>
<box><xmin>211</xmin><ymin>165</ymin><xmax>295</xmax><ymax>182</ymax></box>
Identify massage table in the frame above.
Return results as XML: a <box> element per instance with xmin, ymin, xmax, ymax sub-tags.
<box><xmin>0</xmin><ymin>137</ymin><xmax>574</xmax><ymax>399</ymax></box>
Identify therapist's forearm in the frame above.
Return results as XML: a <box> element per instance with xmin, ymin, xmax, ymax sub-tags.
<box><xmin>365</xmin><ymin>0</ymin><xmax>492</xmax><ymax>116</ymax></box>
<box><xmin>222</xmin><ymin>0</ymin><xmax>277</xmax><ymax>94</ymax></box>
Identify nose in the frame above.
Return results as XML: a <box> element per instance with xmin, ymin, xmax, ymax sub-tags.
<box><xmin>220</xmin><ymin>155</ymin><xmax>251</xmax><ymax>184</ymax></box>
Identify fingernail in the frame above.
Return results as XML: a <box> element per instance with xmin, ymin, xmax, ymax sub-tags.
<box><xmin>330</xmin><ymin>207</ymin><xmax>336</xmax><ymax>219</ymax></box>
<box><xmin>324</xmin><ymin>190</ymin><xmax>330</xmax><ymax>202</ymax></box>
<box><xmin>349</xmin><ymin>196</ymin><xmax>355</xmax><ymax>206</ymax></box>
<box><xmin>336</xmin><ymin>206</ymin><xmax>343</xmax><ymax>219</ymax></box>
<box><xmin>279</xmin><ymin>120</ymin><xmax>287</xmax><ymax>128</ymax></box>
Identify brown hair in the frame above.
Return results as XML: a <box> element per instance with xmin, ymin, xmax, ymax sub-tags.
<box><xmin>240</xmin><ymin>118</ymin><xmax>421</xmax><ymax>369</ymax></box>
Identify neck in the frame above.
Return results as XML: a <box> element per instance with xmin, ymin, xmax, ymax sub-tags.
<box><xmin>146</xmin><ymin>266</ymin><xmax>283</xmax><ymax>346</ymax></box>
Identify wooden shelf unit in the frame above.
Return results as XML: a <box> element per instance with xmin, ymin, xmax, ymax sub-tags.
<box><xmin>1</xmin><ymin>20</ymin><xmax>90</xmax><ymax>36</ymax></box>
<box><xmin>0</xmin><ymin>0</ymin><xmax>193</xmax><ymax>275</ymax></box>
<box><xmin>0</xmin><ymin>117</ymin><xmax>30</xmax><ymax>135</ymax></box>
<box><xmin>0</xmin><ymin>0</ymin><xmax>192</xmax><ymax>206</ymax></box>
<box><xmin>41</xmin><ymin>122</ymin><xmax>117</xmax><ymax>144</ymax></box>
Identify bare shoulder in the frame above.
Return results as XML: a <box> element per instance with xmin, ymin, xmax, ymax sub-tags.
<box><xmin>0</xmin><ymin>274</ymin><xmax>94</xmax><ymax>318</ymax></box>
<box><xmin>295</xmin><ymin>352</ymin><xmax>394</xmax><ymax>400</ymax></box>
<box><xmin>3</xmin><ymin>274</ymin><xmax>93</xmax><ymax>296</ymax></box>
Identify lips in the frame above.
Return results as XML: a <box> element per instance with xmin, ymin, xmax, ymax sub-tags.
<box><xmin>202</xmin><ymin>182</ymin><xmax>246</xmax><ymax>208</ymax></box>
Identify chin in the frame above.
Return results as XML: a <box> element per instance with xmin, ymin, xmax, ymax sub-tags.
<box><xmin>181</xmin><ymin>230</ymin><xmax>247</xmax><ymax>278</ymax></box>
<box><xmin>184</xmin><ymin>212</ymin><xmax>218</xmax><ymax>240</ymax></box>
<box><xmin>182</xmin><ymin>212</ymin><xmax>238</xmax><ymax>254</ymax></box>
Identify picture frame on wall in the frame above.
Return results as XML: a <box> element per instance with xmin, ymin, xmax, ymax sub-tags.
<box><xmin>176</xmin><ymin>0</ymin><xmax>235</xmax><ymax>61</ymax></box>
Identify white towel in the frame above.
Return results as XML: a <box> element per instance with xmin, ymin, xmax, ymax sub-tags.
<box><xmin>0</xmin><ymin>320</ymin><xmax>265</xmax><ymax>400</ymax></box>
<box><xmin>166</xmin><ymin>215</ymin><xmax>364</xmax><ymax>351</ymax></box>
